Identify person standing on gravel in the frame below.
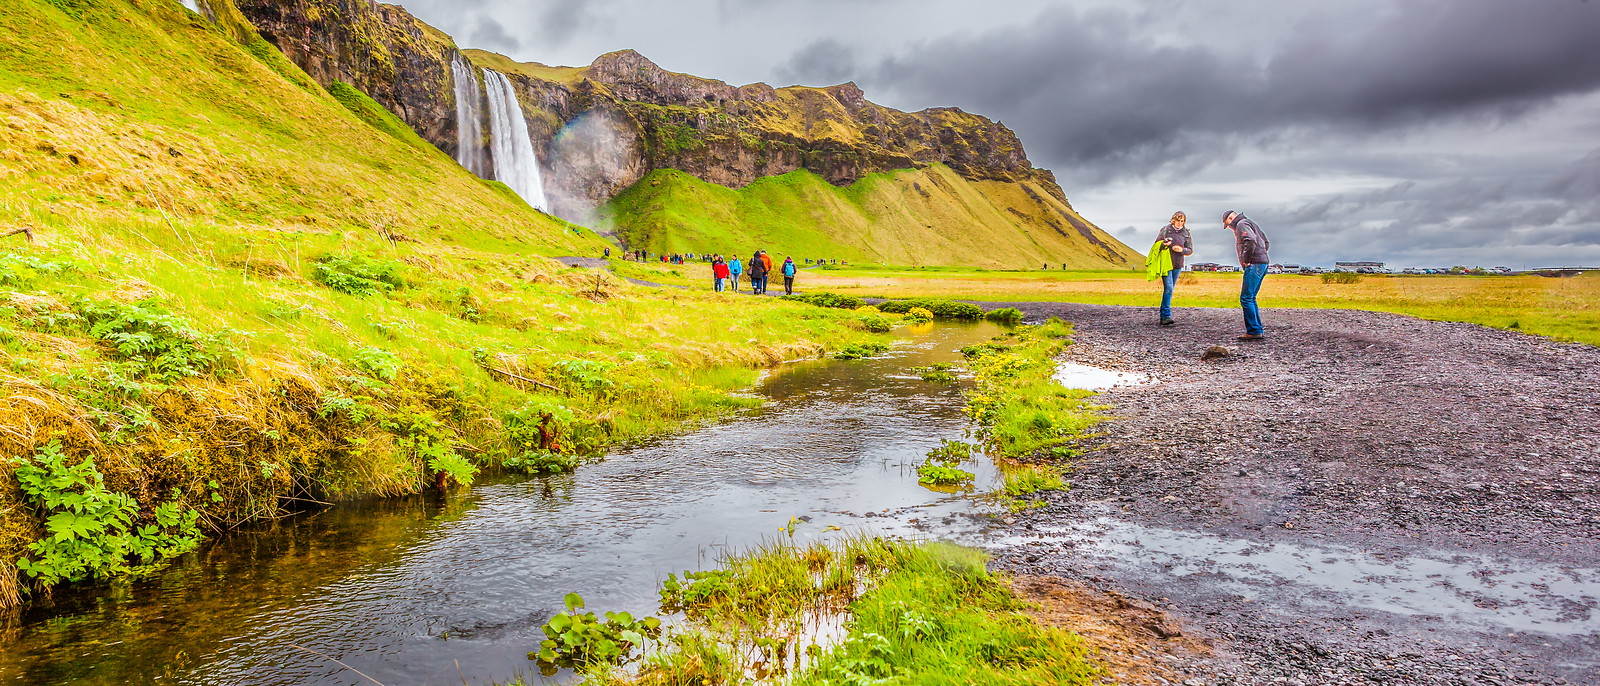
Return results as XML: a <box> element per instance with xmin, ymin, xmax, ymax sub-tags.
<box><xmin>1156</xmin><ymin>211</ymin><xmax>1193</xmax><ymax>326</ymax></box>
<box><xmin>1223</xmin><ymin>210</ymin><xmax>1271</xmax><ymax>341</ymax></box>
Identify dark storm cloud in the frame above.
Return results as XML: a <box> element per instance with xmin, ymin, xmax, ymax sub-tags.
<box><xmin>1259</xmin><ymin>147</ymin><xmax>1600</xmax><ymax>267</ymax></box>
<box><xmin>781</xmin><ymin>0</ymin><xmax>1600</xmax><ymax>183</ymax></box>
<box><xmin>772</xmin><ymin>38</ymin><xmax>859</xmax><ymax>86</ymax></box>
<box><xmin>469</xmin><ymin>15</ymin><xmax>521</xmax><ymax>53</ymax></box>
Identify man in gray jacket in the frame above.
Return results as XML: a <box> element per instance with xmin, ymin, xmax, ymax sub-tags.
<box><xmin>1223</xmin><ymin>210</ymin><xmax>1270</xmax><ymax>340</ymax></box>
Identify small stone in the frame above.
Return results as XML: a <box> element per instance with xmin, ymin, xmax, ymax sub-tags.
<box><xmin>1202</xmin><ymin>345</ymin><xmax>1232</xmax><ymax>360</ymax></box>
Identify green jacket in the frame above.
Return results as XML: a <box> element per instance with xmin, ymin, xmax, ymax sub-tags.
<box><xmin>1145</xmin><ymin>240</ymin><xmax>1174</xmax><ymax>281</ymax></box>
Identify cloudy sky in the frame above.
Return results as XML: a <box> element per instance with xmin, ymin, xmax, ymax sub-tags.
<box><xmin>392</xmin><ymin>0</ymin><xmax>1600</xmax><ymax>268</ymax></box>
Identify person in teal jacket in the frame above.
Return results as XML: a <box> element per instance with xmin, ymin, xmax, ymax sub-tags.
<box><xmin>781</xmin><ymin>256</ymin><xmax>798</xmax><ymax>295</ymax></box>
<box><xmin>728</xmin><ymin>256</ymin><xmax>743</xmax><ymax>292</ymax></box>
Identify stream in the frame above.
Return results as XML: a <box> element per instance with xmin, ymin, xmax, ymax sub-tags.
<box><xmin>0</xmin><ymin>322</ymin><xmax>1013</xmax><ymax>686</ymax></box>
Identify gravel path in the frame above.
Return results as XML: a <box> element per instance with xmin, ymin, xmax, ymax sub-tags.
<box><xmin>980</xmin><ymin>302</ymin><xmax>1600</xmax><ymax>685</ymax></box>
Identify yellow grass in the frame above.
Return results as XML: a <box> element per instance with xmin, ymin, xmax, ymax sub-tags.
<box><xmin>803</xmin><ymin>268</ymin><xmax>1600</xmax><ymax>347</ymax></box>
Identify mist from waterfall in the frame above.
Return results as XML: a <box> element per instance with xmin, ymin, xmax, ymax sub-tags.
<box><xmin>483</xmin><ymin>69</ymin><xmax>550</xmax><ymax>212</ymax></box>
<box><xmin>450</xmin><ymin>54</ymin><xmax>488</xmax><ymax>178</ymax></box>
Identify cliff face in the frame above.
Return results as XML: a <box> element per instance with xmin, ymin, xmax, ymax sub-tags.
<box><xmin>232</xmin><ymin>0</ymin><xmax>1137</xmax><ymax>266</ymax></box>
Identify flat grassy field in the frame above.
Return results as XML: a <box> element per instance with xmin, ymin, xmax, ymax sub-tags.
<box><xmin>800</xmin><ymin>266</ymin><xmax>1600</xmax><ymax>346</ymax></box>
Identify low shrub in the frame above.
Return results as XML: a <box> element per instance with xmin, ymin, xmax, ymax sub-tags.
<box><xmin>780</xmin><ymin>292</ymin><xmax>864</xmax><ymax>309</ymax></box>
<box><xmin>834</xmin><ymin>342</ymin><xmax>890</xmax><ymax>360</ymax></box>
<box><xmin>925</xmin><ymin>439</ymin><xmax>974</xmax><ymax>464</ymax></box>
<box><xmin>1322</xmin><ymin>271</ymin><xmax>1362</xmax><ymax>285</ymax></box>
<box><xmin>985</xmin><ymin>307</ymin><xmax>1025</xmax><ymax>324</ymax></box>
<box><xmin>878</xmin><ymin>298</ymin><xmax>983</xmax><ymax>319</ymax></box>
<box><xmin>311</xmin><ymin>254</ymin><xmax>406</xmax><ymax>296</ymax></box>
<box><xmin>858</xmin><ymin>313</ymin><xmax>892</xmax><ymax>333</ymax></box>
<box><xmin>905</xmin><ymin>306</ymin><xmax>935</xmax><ymax>323</ymax></box>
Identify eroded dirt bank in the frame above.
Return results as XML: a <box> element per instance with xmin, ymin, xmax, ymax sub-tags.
<box><xmin>984</xmin><ymin>303</ymin><xmax>1600</xmax><ymax>685</ymax></box>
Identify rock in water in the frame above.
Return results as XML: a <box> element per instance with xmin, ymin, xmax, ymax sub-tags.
<box><xmin>1202</xmin><ymin>345</ymin><xmax>1232</xmax><ymax>360</ymax></box>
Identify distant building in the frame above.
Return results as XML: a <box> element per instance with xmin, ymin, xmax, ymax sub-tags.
<box><xmin>1335</xmin><ymin>261</ymin><xmax>1385</xmax><ymax>273</ymax></box>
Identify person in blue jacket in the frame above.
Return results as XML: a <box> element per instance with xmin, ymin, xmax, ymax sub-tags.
<box><xmin>728</xmin><ymin>256</ymin><xmax>743</xmax><ymax>292</ymax></box>
<box><xmin>781</xmin><ymin>256</ymin><xmax>798</xmax><ymax>295</ymax></box>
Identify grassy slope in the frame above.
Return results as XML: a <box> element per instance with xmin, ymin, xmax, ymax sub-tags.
<box><xmin>803</xmin><ymin>267</ymin><xmax>1600</xmax><ymax>346</ymax></box>
<box><xmin>598</xmin><ymin>166</ymin><xmax>1142</xmax><ymax>270</ymax></box>
<box><xmin>0</xmin><ymin>0</ymin><xmax>883</xmax><ymax>606</ymax></box>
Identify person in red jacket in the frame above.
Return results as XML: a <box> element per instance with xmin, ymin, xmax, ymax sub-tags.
<box><xmin>712</xmin><ymin>257</ymin><xmax>731</xmax><ymax>293</ymax></box>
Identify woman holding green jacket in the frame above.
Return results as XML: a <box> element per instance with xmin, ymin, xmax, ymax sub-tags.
<box><xmin>1155</xmin><ymin>211</ymin><xmax>1193</xmax><ymax>326</ymax></box>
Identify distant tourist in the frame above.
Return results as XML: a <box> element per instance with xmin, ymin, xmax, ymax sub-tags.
<box><xmin>1222</xmin><ymin>210</ymin><xmax>1271</xmax><ymax>340</ymax></box>
<box><xmin>729</xmin><ymin>256</ymin><xmax>744</xmax><ymax>292</ymax></box>
<box><xmin>604</xmin><ymin>247</ymin><xmax>611</xmax><ymax>258</ymax></box>
<box><xmin>1156</xmin><ymin>211</ymin><xmax>1193</xmax><ymax>326</ymax></box>
<box><xmin>781</xmin><ymin>256</ymin><xmax>797</xmax><ymax>295</ymax></box>
<box><xmin>712</xmin><ymin>257</ymin><xmax>730</xmax><ymax>292</ymax></box>
<box><xmin>749</xmin><ymin>251</ymin><xmax>769</xmax><ymax>294</ymax></box>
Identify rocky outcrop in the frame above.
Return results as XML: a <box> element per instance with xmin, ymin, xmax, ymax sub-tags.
<box><xmin>234</xmin><ymin>1</ymin><xmax>1086</xmax><ymax>227</ymax></box>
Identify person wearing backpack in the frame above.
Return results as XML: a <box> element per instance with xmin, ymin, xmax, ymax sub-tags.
<box><xmin>1222</xmin><ymin>210</ymin><xmax>1271</xmax><ymax>340</ymax></box>
<box><xmin>781</xmin><ymin>256</ymin><xmax>797</xmax><ymax>295</ymax></box>
<box><xmin>748</xmin><ymin>250</ymin><xmax>769</xmax><ymax>294</ymax></box>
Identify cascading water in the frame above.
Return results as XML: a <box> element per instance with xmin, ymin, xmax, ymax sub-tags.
<box><xmin>450</xmin><ymin>54</ymin><xmax>488</xmax><ymax>178</ymax></box>
<box><xmin>482</xmin><ymin>69</ymin><xmax>550</xmax><ymax>212</ymax></box>
<box><xmin>180</xmin><ymin>0</ymin><xmax>201</xmax><ymax>13</ymax></box>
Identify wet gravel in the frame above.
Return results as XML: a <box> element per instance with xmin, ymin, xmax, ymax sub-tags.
<box><xmin>979</xmin><ymin>302</ymin><xmax>1600</xmax><ymax>685</ymax></box>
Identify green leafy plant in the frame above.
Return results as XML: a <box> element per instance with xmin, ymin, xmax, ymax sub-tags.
<box><xmin>0</xmin><ymin>253</ymin><xmax>76</xmax><ymax>288</ymax></box>
<box><xmin>857</xmin><ymin>313</ymin><xmax>892</xmax><ymax>333</ymax></box>
<box><xmin>531</xmin><ymin>592</ymin><xmax>663</xmax><ymax>675</ymax></box>
<box><xmin>916</xmin><ymin>464</ymin><xmax>975</xmax><ymax>486</ymax></box>
<box><xmin>914</xmin><ymin>362</ymin><xmax>957</xmax><ymax>383</ymax></box>
<box><xmin>834</xmin><ymin>342</ymin><xmax>890</xmax><ymax>360</ymax></box>
<box><xmin>350</xmin><ymin>346</ymin><xmax>401</xmax><ymax>381</ymax></box>
<box><xmin>985</xmin><ymin>307</ymin><xmax>1025</xmax><ymax>324</ymax></box>
<box><xmin>780</xmin><ymin>292</ymin><xmax>865</xmax><ymax>309</ymax></box>
<box><xmin>502</xmin><ymin>450</ymin><xmax>582</xmax><ymax>475</ymax></box>
<box><xmin>9</xmin><ymin>442</ymin><xmax>202</xmax><ymax>588</ymax></box>
<box><xmin>925</xmin><ymin>439</ymin><xmax>973</xmax><ymax>464</ymax></box>
<box><xmin>75</xmin><ymin>299</ymin><xmax>236</xmax><ymax>382</ymax></box>
<box><xmin>310</xmin><ymin>254</ymin><xmax>405</xmax><ymax>296</ymax></box>
<box><xmin>877</xmin><ymin>298</ymin><xmax>983</xmax><ymax>319</ymax></box>
<box><xmin>904</xmin><ymin>306</ymin><xmax>935</xmax><ymax>323</ymax></box>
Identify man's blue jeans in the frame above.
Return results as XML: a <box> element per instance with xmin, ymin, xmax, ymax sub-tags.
<box><xmin>1240</xmin><ymin>263</ymin><xmax>1268</xmax><ymax>335</ymax></box>
<box><xmin>1160</xmin><ymin>268</ymin><xmax>1180</xmax><ymax>320</ymax></box>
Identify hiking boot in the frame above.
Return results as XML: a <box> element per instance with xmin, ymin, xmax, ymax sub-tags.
<box><xmin>1160</xmin><ymin>318</ymin><xmax>1175</xmax><ymax>326</ymax></box>
<box><xmin>1237</xmin><ymin>333</ymin><xmax>1265</xmax><ymax>341</ymax></box>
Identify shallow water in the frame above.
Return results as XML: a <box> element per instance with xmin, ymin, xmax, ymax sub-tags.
<box><xmin>1052</xmin><ymin>362</ymin><xmax>1149</xmax><ymax>390</ymax></box>
<box><xmin>0</xmin><ymin>323</ymin><xmax>1010</xmax><ymax>686</ymax></box>
<box><xmin>990</xmin><ymin>516</ymin><xmax>1600</xmax><ymax>637</ymax></box>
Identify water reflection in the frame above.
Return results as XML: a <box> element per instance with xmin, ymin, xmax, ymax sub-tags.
<box><xmin>1</xmin><ymin>323</ymin><xmax>1010</xmax><ymax>686</ymax></box>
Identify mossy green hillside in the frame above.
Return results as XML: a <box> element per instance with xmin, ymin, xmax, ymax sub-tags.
<box><xmin>601</xmin><ymin>166</ymin><xmax>1139</xmax><ymax>269</ymax></box>
<box><xmin>0</xmin><ymin>0</ymin><xmax>887</xmax><ymax>607</ymax></box>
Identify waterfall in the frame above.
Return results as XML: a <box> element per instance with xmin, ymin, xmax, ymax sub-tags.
<box><xmin>450</xmin><ymin>54</ymin><xmax>488</xmax><ymax>178</ymax></box>
<box><xmin>482</xmin><ymin>69</ymin><xmax>550</xmax><ymax>212</ymax></box>
<box><xmin>179</xmin><ymin>0</ymin><xmax>201</xmax><ymax>12</ymax></box>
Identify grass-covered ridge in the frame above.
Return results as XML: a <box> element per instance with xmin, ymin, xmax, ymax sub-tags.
<box><xmin>599</xmin><ymin>166</ymin><xmax>1140</xmax><ymax>270</ymax></box>
<box><xmin>803</xmin><ymin>267</ymin><xmax>1600</xmax><ymax>347</ymax></box>
<box><xmin>0</xmin><ymin>0</ymin><xmax>889</xmax><ymax>608</ymax></box>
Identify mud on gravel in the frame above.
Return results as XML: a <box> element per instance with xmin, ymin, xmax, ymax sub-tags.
<box><xmin>980</xmin><ymin>303</ymin><xmax>1600</xmax><ymax>686</ymax></box>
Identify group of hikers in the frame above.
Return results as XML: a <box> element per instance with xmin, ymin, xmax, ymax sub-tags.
<box><xmin>1147</xmin><ymin>210</ymin><xmax>1271</xmax><ymax>341</ymax></box>
<box><xmin>603</xmin><ymin>246</ymin><xmax>840</xmax><ymax>270</ymax></box>
<box><xmin>710</xmin><ymin>250</ymin><xmax>797</xmax><ymax>295</ymax></box>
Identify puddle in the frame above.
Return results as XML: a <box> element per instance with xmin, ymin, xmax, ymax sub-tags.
<box><xmin>1053</xmin><ymin>363</ymin><xmax>1150</xmax><ymax>391</ymax></box>
<box><xmin>991</xmin><ymin>517</ymin><xmax>1600</xmax><ymax>637</ymax></box>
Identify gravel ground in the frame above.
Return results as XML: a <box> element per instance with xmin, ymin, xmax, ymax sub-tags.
<box><xmin>979</xmin><ymin>302</ymin><xmax>1600</xmax><ymax>686</ymax></box>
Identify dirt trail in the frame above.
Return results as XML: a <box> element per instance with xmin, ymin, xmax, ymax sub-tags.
<box><xmin>983</xmin><ymin>303</ymin><xmax>1600</xmax><ymax>685</ymax></box>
